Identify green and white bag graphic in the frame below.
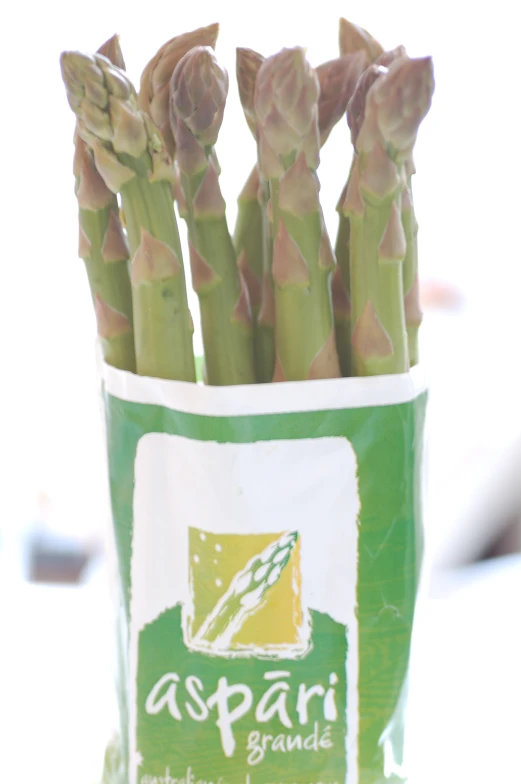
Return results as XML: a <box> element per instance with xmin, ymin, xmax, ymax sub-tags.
<box><xmin>102</xmin><ymin>365</ymin><xmax>426</xmax><ymax>784</ymax></box>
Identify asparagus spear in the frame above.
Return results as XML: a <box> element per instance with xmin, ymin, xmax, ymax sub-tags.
<box><xmin>71</xmin><ymin>37</ymin><xmax>135</xmax><ymax>372</ymax></box>
<box><xmin>401</xmin><ymin>161</ymin><xmax>422</xmax><ymax>365</ymax></box>
<box><xmin>194</xmin><ymin>531</ymin><xmax>298</xmax><ymax>649</ymax></box>
<box><xmin>334</xmin><ymin>29</ymin><xmax>408</xmax><ymax>376</ymax></box>
<box><xmin>233</xmin><ymin>165</ymin><xmax>264</xmax><ymax>364</ymax></box>
<box><xmin>138</xmin><ymin>23</ymin><xmax>219</xmax><ymax>160</ymax></box>
<box><xmin>345</xmin><ymin>57</ymin><xmax>434</xmax><ymax>376</ymax></box>
<box><xmin>315</xmin><ymin>51</ymin><xmax>370</xmax><ymax>376</ymax></box>
<box><xmin>75</xmin><ymin>133</ymin><xmax>135</xmax><ymax>371</ymax></box>
<box><xmin>254</xmin><ymin>47</ymin><xmax>340</xmax><ymax>381</ymax></box>
<box><xmin>169</xmin><ymin>46</ymin><xmax>255</xmax><ymax>386</ymax></box>
<box><xmin>235</xmin><ymin>47</ymin><xmax>275</xmax><ymax>383</ymax></box>
<box><xmin>60</xmin><ymin>50</ymin><xmax>196</xmax><ymax>381</ymax></box>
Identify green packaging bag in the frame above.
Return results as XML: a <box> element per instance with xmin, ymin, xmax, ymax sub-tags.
<box><xmin>101</xmin><ymin>364</ymin><xmax>427</xmax><ymax>784</ymax></box>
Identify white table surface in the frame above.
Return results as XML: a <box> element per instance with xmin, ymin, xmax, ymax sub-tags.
<box><xmin>1</xmin><ymin>554</ymin><xmax>519</xmax><ymax>784</ymax></box>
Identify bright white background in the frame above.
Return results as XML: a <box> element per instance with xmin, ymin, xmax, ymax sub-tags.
<box><xmin>0</xmin><ymin>1</ymin><xmax>520</xmax><ymax>782</ymax></box>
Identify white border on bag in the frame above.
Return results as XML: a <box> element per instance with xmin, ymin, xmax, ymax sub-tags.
<box><xmin>103</xmin><ymin>363</ymin><xmax>426</xmax><ymax>416</ymax></box>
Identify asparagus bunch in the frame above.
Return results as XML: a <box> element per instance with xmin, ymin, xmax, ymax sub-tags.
<box><xmin>60</xmin><ymin>18</ymin><xmax>434</xmax><ymax>385</ymax></box>
<box><xmin>60</xmin><ymin>49</ymin><xmax>196</xmax><ymax>381</ymax></box>
<box><xmin>169</xmin><ymin>46</ymin><xmax>255</xmax><ymax>385</ymax></box>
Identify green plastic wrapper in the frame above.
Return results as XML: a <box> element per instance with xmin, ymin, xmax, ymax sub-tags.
<box><xmin>100</xmin><ymin>364</ymin><xmax>426</xmax><ymax>784</ymax></box>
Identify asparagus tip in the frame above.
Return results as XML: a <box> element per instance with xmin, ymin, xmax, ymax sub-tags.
<box><xmin>236</xmin><ymin>46</ymin><xmax>265</xmax><ymax>137</ymax></box>
<box><xmin>97</xmin><ymin>34</ymin><xmax>126</xmax><ymax>71</ymax></box>
<box><xmin>338</xmin><ymin>17</ymin><xmax>384</xmax><ymax>60</ymax></box>
<box><xmin>170</xmin><ymin>46</ymin><xmax>229</xmax><ymax>147</ymax></box>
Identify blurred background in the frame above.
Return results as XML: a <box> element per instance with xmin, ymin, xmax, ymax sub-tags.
<box><xmin>0</xmin><ymin>0</ymin><xmax>519</xmax><ymax>781</ymax></box>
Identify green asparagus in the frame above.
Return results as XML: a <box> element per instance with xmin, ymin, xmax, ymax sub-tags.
<box><xmin>255</xmin><ymin>47</ymin><xmax>340</xmax><ymax>381</ymax></box>
<box><xmin>235</xmin><ymin>47</ymin><xmax>275</xmax><ymax>383</ymax></box>
<box><xmin>345</xmin><ymin>56</ymin><xmax>434</xmax><ymax>376</ymax></box>
<box><xmin>71</xmin><ymin>38</ymin><xmax>135</xmax><ymax>372</ymax></box>
<box><xmin>60</xmin><ymin>50</ymin><xmax>196</xmax><ymax>381</ymax></box>
<box><xmin>170</xmin><ymin>46</ymin><xmax>255</xmax><ymax>385</ymax></box>
<box><xmin>75</xmin><ymin>133</ymin><xmax>135</xmax><ymax>371</ymax></box>
<box><xmin>139</xmin><ymin>24</ymin><xmax>219</xmax><ymax>160</ymax></box>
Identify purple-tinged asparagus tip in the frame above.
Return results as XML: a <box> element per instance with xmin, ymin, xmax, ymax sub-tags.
<box><xmin>170</xmin><ymin>46</ymin><xmax>229</xmax><ymax>147</ymax></box>
<box><xmin>339</xmin><ymin>17</ymin><xmax>384</xmax><ymax>61</ymax></box>
<box><xmin>97</xmin><ymin>34</ymin><xmax>126</xmax><ymax>71</ymax></box>
<box><xmin>236</xmin><ymin>47</ymin><xmax>265</xmax><ymax>137</ymax></box>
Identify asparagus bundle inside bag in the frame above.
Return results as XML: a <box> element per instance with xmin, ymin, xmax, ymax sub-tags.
<box><xmin>59</xmin><ymin>18</ymin><xmax>434</xmax><ymax>784</ymax></box>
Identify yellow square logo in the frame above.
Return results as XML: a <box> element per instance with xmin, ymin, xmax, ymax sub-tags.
<box><xmin>186</xmin><ymin>528</ymin><xmax>308</xmax><ymax>657</ymax></box>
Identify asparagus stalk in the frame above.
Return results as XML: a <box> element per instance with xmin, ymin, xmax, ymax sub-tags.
<box><xmin>345</xmin><ymin>57</ymin><xmax>434</xmax><ymax>376</ymax></box>
<box><xmin>194</xmin><ymin>531</ymin><xmax>298</xmax><ymax>649</ymax></box>
<box><xmin>138</xmin><ymin>23</ymin><xmax>220</xmax><ymax>160</ymax></box>
<box><xmin>334</xmin><ymin>32</ymin><xmax>408</xmax><ymax>376</ymax></box>
<box><xmin>75</xmin><ymin>134</ymin><xmax>135</xmax><ymax>371</ymax></box>
<box><xmin>315</xmin><ymin>51</ymin><xmax>370</xmax><ymax>376</ymax></box>
<box><xmin>71</xmin><ymin>37</ymin><xmax>135</xmax><ymax>372</ymax></box>
<box><xmin>402</xmin><ymin>162</ymin><xmax>422</xmax><ymax>365</ymax></box>
<box><xmin>254</xmin><ymin>48</ymin><xmax>341</xmax><ymax>381</ymax></box>
<box><xmin>233</xmin><ymin>165</ymin><xmax>264</xmax><ymax>363</ymax></box>
<box><xmin>60</xmin><ymin>50</ymin><xmax>196</xmax><ymax>381</ymax></box>
<box><xmin>235</xmin><ymin>47</ymin><xmax>275</xmax><ymax>383</ymax></box>
<box><xmin>169</xmin><ymin>46</ymin><xmax>255</xmax><ymax>386</ymax></box>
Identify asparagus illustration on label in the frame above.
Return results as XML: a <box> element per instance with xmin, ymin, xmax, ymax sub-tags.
<box><xmin>193</xmin><ymin>531</ymin><xmax>298</xmax><ymax>650</ymax></box>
